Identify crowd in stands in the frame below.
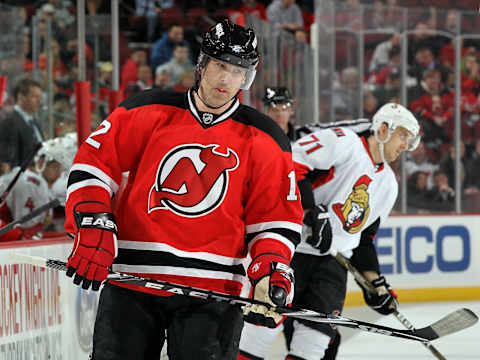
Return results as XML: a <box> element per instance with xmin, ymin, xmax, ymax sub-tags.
<box><xmin>0</xmin><ymin>0</ymin><xmax>480</xmax><ymax>238</ymax></box>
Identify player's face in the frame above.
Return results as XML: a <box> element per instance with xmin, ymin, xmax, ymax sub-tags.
<box><xmin>383</xmin><ymin>126</ymin><xmax>413</xmax><ymax>163</ymax></box>
<box><xmin>42</xmin><ymin>160</ymin><xmax>63</xmax><ymax>185</ymax></box>
<box><xmin>199</xmin><ymin>59</ymin><xmax>246</xmax><ymax>108</ymax></box>
<box><xmin>266</xmin><ymin>104</ymin><xmax>292</xmax><ymax>133</ymax></box>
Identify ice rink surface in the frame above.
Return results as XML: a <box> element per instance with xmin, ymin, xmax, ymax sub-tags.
<box><xmin>266</xmin><ymin>301</ymin><xmax>480</xmax><ymax>359</ymax></box>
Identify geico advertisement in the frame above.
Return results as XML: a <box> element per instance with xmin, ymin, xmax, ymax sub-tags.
<box><xmin>0</xmin><ymin>242</ymin><xmax>97</xmax><ymax>360</ymax></box>
<box><xmin>375</xmin><ymin>215</ymin><xmax>480</xmax><ymax>288</ymax></box>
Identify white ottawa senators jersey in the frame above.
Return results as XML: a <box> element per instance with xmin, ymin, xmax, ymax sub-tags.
<box><xmin>293</xmin><ymin>127</ymin><xmax>398</xmax><ymax>258</ymax></box>
<box><xmin>65</xmin><ymin>89</ymin><xmax>303</xmax><ymax>297</ymax></box>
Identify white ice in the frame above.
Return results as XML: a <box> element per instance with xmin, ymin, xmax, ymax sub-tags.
<box><xmin>266</xmin><ymin>301</ymin><xmax>480</xmax><ymax>359</ymax></box>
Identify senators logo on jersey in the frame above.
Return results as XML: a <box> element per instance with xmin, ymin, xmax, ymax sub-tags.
<box><xmin>332</xmin><ymin>175</ymin><xmax>371</xmax><ymax>234</ymax></box>
<box><xmin>148</xmin><ymin>144</ymin><xmax>239</xmax><ymax>217</ymax></box>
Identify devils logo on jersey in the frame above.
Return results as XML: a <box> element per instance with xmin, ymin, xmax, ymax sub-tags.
<box><xmin>332</xmin><ymin>175</ymin><xmax>371</xmax><ymax>234</ymax></box>
<box><xmin>148</xmin><ymin>144</ymin><xmax>239</xmax><ymax>217</ymax></box>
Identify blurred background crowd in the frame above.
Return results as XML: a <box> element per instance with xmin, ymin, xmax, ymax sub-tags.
<box><xmin>0</xmin><ymin>0</ymin><xmax>480</xmax><ymax>240</ymax></box>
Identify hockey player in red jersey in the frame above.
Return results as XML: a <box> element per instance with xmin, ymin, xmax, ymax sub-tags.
<box><xmin>238</xmin><ymin>103</ymin><xmax>420</xmax><ymax>360</ymax></box>
<box><xmin>64</xmin><ymin>19</ymin><xmax>303</xmax><ymax>360</ymax></box>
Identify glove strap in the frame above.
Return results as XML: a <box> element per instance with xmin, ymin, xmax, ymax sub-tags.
<box><xmin>371</xmin><ymin>275</ymin><xmax>387</xmax><ymax>289</ymax></box>
<box><xmin>73</xmin><ymin>201</ymin><xmax>118</xmax><ymax>235</ymax></box>
<box><xmin>272</xmin><ymin>262</ymin><xmax>295</xmax><ymax>283</ymax></box>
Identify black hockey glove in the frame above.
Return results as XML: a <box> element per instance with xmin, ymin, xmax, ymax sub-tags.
<box><xmin>360</xmin><ymin>276</ymin><xmax>398</xmax><ymax>315</ymax></box>
<box><xmin>303</xmin><ymin>205</ymin><xmax>332</xmax><ymax>254</ymax></box>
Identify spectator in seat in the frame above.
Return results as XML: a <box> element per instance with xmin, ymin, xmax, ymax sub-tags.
<box><xmin>409</xmin><ymin>68</ymin><xmax>452</xmax><ymax>155</ymax></box>
<box><xmin>439</xmin><ymin>10</ymin><xmax>461</xmax><ymax>68</ymax></box>
<box><xmin>121</xmin><ymin>47</ymin><xmax>148</xmax><ymax>91</ymax></box>
<box><xmin>153</xmin><ymin>68</ymin><xmax>173</xmax><ymax>91</ymax></box>
<box><xmin>241</xmin><ymin>0</ymin><xmax>267</xmax><ymax>20</ymax></box>
<box><xmin>407</xmin><ymin>171</ymin><xmax>432</xmax><ymax>213</ymax></box>
<box><xmin>373</xmin><ymin>66</ymin><xmax>401</xmax><ymax>105</ymax></box>
<box><xmin>267</xmin><ymin>0</ymin><xmax>304</xmax><ymax>32</ymax></box>
<box><xmin>151</xmin><ymin>24</ymin><xmax>190</xmax><ymax>72</ymax></box>
<box><xmin>428</xmin><ymin>170</ymin><xmax>455</xmax><ymax>212</ymax></box>
<box><xmin>333</xmin><ymin>66</ymin><xmax>360</xmax><ymax>119</ymax></box>
<box><xmin>135</xmin><ymin>0</ymin><xmax>174</xmax><ymax>42</ymax></box>
<box><xmin>369</xmin><ymin>46</ymin><xmax>401</xmax><ymax>86</ymax></box>
<box><xmin>155</xmin><ymin>43</ymin><xmax>195</xmax><ymax>87</ymax></box>
<box><xmin>405</xmin><ymin>140</ymin><xmax>438</xmax><ymax>189</ymax></box>
<box><xmin>124</xmin><ymin>64</ymin><xmax>153</xmax><ymax>98</ymax></box>
<box><xmin>227</xmin><ymin>0</ymin><xmax>246</xmax><ymax>26</ymax></box>
<box><xmin>409</xmin><ymin>45</ymin><xmax>448</xmax><ymax>85</ymax></box>
<box><xmin>461</xmin><ymin>53</ymin><xmax>480</xmax><ymax>94</ymax></box>
<box><xmin>369</xmin><ymin>33</ymin><xmax>401</xmax><ymax>74</ymax></box>
<box><xmin>172</xmin><ymin>71</ymin><xmax>195</xmax><ymax>92</ymax></box>
<box><xmin>464</xmin><ymin>140</ymin><xmax>480</xmax><ymax>195</ymax></box>
<box><xmin>363</xmin><ymin>90</ymin><xmax>378</xmax><ymax>119</ymax></box>
<box><xmin>439</xmin><ymin>142</ymin><xmax>466</xmax><ymax>191</ymax></box>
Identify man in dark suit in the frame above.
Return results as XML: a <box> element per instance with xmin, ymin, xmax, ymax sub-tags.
<box><xmin>0</xmin><ymin>79</ymin><xmax>43</xmax><ymax>169</ymax></box>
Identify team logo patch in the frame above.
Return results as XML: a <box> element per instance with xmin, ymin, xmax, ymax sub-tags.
<box><xmin>332</xmin><ymin>175</ymin><xmax>371</xmax><ymax>234</ymax></box>
<box><xmin>148</xmin><ymin>144</ymin><xmax>239</xmax><ymax>217</ymax></box>
<box><xmin>202</xmin><ymin>112</ymin><xmax>214</xmax><ymax>124</ymax></box>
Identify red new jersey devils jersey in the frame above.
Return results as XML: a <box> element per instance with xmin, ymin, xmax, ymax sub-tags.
<box><xmin>65</xmin><ymin>89</ymin><xmax>303</xmax><ymax>296</ymax></box>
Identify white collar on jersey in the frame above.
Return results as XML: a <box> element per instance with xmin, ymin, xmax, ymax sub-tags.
<box><xmin>187</xmin><ymin>89</ymin><xmax>240</xmax><ymax>127</ymax></box>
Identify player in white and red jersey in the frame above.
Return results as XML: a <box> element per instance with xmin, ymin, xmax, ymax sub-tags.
<box><xmin>64</xmin><ymin>19</ymin><xmax>303</xmax><ymax>360</ymax></box>
<box><xmin>238</xmin><ymin>103</ymin><xmax>420</xmax><ymax>360</ymax></box>
<box><xmin>0</xmin><ymin>136</ymin><xmax>71</xmax><ymax>241</ymax></box>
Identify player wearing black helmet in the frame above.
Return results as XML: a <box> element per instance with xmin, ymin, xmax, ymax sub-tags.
<box><xmin>194</xmin><ymin>19</ymin><xmax>259</xmax><ymax>109</ymax></box>
<box><xmin>262</xmin><ymin>86</ymin><xmax>297</xmax><ymax>140</ymax></box>
<box><xmin>63</xmin><ymin>19</ymin><xmax>302</xmax><ymax>360</ymax></box>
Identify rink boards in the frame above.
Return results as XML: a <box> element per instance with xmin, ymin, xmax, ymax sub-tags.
<box><xmin>0</xmin><ymin>214</ymin><xmax>479</xmax><ymax>359</ymax></box>
<box><xmin>345</xmin><ymin>214</ymin><xmax>480</xmax><ymax>306</ymax></box>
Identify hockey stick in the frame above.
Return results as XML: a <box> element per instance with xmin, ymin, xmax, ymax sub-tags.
<box><xmin>330</xmin><ymin>248</ymin><xmax>449</xmax><ymax>360</ymax></box>
<box><xmin>12</xmin><ymin>253</ymin><xmax>478</xmax><ymax>344</ymax></box>
<box><xmin>0</xmin><ymin>199</ymin><xmax>60</xmax><ymax>237</ymax></box>
<box><xmin>0</xmin><ymin>142</ymin><xmax>42</xmax><ymax>206</ymax></box>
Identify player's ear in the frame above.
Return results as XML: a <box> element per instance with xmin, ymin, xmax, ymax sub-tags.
<box><xmin>378</xmin><ymin>122</ymin><xmax>389</xmax><ymax>141</ymax></box>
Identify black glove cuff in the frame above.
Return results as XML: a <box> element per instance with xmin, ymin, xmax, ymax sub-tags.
<box><xmin>73</xmin><ymin>201</ymin><xmax>118</xmax><ymax>235</ymax></box>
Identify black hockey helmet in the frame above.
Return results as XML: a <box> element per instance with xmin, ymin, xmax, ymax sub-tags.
<box><xmin>197</xmin><ymin>19</ymin><xmax>259</xmax><ymax>90</ymax></box>
<box><xmin>263</xmin><ymin>87</ymin><xmax>293</xmax><ymax>108</ymax></box>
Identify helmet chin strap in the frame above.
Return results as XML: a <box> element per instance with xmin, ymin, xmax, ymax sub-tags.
<box><xmin>374</xmin><ymin>129</ymin><xmax>392</xmax><ymax>164</ymax></box>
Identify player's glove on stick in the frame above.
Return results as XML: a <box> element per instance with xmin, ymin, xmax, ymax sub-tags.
<box><xmin>304</xmin><ymin>204</ymin><xmax>332</xmax><ymax>254</ymax></box>
<box><xmin>244</xmin><ymin>254</ymin><xmax>294</xmax><ymax>328</ymax></box>
<box><xmin>360</xmin><ymin>275</ymin><xmax>398</xmax><ymax>315</ymax></box>
<box><xmin>66</xmin><ymin>201</ymin><xmax>118</xmax><ymax>291</ymax></box>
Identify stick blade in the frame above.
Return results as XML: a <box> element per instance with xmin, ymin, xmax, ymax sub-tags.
<box><xmin>416</xmin><ymin>308</ymin><xmax>479</xmax><ymax>341</ymax></box>
<box><xmin>431</xmin><ymin>308</ymin><xmax>478</xmax><ymax>337</ymax></box>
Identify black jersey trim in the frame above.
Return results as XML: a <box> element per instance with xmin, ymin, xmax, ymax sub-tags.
<box><xmin>119</xmin><ymin>88</ymin><xmax>186</xmax><ymax>110</ymax></box>
<box><xmin>114</xmin><ymin>248</ymin><xmax>246</xmax><ymax>276</ymax></box>
<box><xmin>67</xmin><ymin>170</ymin><xmax>103</xmax><ymax>188</ymax></box>
<box><xmin>350</xmin><ymin>217</ymin><xmax>381</xmax><ymax>273</ymax></box>
<box><xmin>245</xmin><ymin>228</ymin><xmax>301</xmax><ymax>248</ymax></box>
<box><xmin>233</xmin><ymin>105</ymin><xmax>292</xmax><ymax>152</ymax></box>
<box><xmin>186</xmin><ymin>89</ymin><xmax>240</xmax><ymax>128</ymax></box>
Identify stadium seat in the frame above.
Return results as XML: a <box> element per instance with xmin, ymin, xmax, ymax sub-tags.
<box><xmin>160</xmin><ymin>7</ymin><xmax>186</xmax><ymax>29</ymax></box>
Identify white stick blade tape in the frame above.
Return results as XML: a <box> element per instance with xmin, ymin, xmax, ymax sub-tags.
<box><xmin>12</xmin><ymin>252</ymin><xmax>47</xmax><ymax>267</ymax></box>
